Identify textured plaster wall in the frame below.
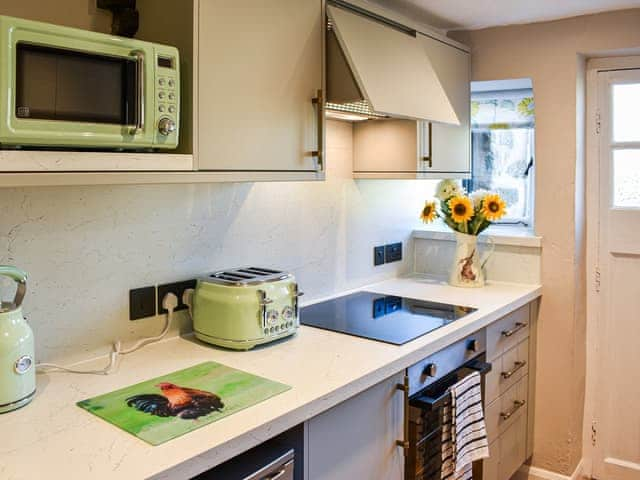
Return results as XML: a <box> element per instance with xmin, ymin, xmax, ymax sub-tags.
<box><xmin>0</xmin><ymin>120</ymin><xmax>433</xmax><ymax>364</ymax></box>
<box><xmin>450</xmin><ymin>9</ymin><xmax>640</xmax><ymax>476</ymax></box>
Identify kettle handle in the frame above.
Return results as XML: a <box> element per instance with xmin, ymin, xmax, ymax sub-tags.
<box><xmin>0</xmin><ymin>265</ymin><xmax>27</xmax><ymax>308</ymax></box>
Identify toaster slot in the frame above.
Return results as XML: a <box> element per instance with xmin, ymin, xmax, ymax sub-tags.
<box><xmin>203</xmin><ymin>267</ymin><xmax>290</xmax><ymax>286</ymax></box>
<box><xmin>242</xmin><ymin>267</ymin><xmax>282</xmax><ymax>275</ymax></box>
<box><xmin>212</xmin><ymin>274</ymin><xmax>248</xmax><ymax>282</ymax></box>
<box><xmin>223</xmin><ymin>272</ymin><xmax>254</xmax><ymax>280</ymax></box>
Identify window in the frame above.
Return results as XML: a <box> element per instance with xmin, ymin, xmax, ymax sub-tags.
<box><xmin>611</xmin><ymin>82</ymin><xmax>640</xmax><ymax>208</ymax></box>
<box><xmin>464</xmin><ymin>79</ymin><xmax>535</xmax><ymax>227</ymax></box>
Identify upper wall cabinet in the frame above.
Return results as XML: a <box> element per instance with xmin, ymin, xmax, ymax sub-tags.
<box><xmin>326</xmin><ymin>4</ymin><xmax>458</xmax><ymax>124</ymax></box>
<box><xmin>352</xmin><ymin>30</ymin><xmax>471</xmax><ymax>179</ymax></box>
<box><xmin>325</xmin><ymin>0</ymin><xmax>471</xmax><ymax>180</ymax></box>
<box><xmin>0</xmin><ymin>0</ymin><xmax>325</xmax><ymax>186</ymax></box>
<box><xmin>418</xmin><ymin>32</ymin><xmax>471</xmax><ymax>178</ymax></box>
<box><xmin>195</xmin><ymin>0</ymin><xmax>325</xmax><ymax>178</ymax></box>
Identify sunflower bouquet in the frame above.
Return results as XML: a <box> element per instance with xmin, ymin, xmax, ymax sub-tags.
<box><xmin>420</xmin><ymin>179</ymin><xmax>507</xmax><ymax>234</ymax></box>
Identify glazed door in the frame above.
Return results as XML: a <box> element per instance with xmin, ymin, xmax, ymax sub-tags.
<box><xmin>593</xmin><ymin>67</ymin><xmax>640</xmax><ymax>480</ymax></box>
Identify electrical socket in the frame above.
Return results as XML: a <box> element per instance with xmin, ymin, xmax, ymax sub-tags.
<box><xmin>374</xmin><ymin>245</ymin><xmax>385</xmax><ymax>266</ymax></box>
<box><xmin>385</xmin><ymin>242</ymin><xmax>402</xmax><ymax>263</ymax></box>
<box><xmin>129</xmin><ymin>286</ymin><xmax>156</xmax><ymax>320</ymax></box>
<box><xmin>157</xmin><ymin>279</ymin><xmax>197</xmax><ymax>314</ymax></box>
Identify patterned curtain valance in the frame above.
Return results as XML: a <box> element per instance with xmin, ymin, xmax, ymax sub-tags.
<box><xmin>471</xmin><ymin>89</ymin><xmax>535</xmax><ymax>129</ymax></box>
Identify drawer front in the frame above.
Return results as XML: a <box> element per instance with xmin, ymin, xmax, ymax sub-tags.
<box><xmin>485</xmin><ymin>374</ymin><xmax>528</xmax><ymax>444</ymax></box>
<box><xmin>485</xmin><ymin>339</ymin><xmax>529</xmax><ymax>405</ymax></box>
<box><xmin>498</xmin><ymin>411</ymin><xmax>527</xmax><ymax>480</ymax></box>
<box><xmin>487</xmin><ymin>305</ymin><xmax>530</xmax><ymax>361</ymax></box>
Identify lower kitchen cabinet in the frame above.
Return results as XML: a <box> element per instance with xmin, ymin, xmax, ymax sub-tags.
<box><xmin>483</xmin><ymin>303</ymin><xmax>533</xmax><ymax>480</ymax></box>
<box><xmin>306</xmin><ymin>372</ymin><xmax>405</xmax><ymax>480</ymax></box>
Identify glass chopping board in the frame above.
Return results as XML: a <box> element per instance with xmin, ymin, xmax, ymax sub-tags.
<box><xmin>77</xmin><ymin>361</ymin><xmax>290</xmax><ymax>445</ymax></box>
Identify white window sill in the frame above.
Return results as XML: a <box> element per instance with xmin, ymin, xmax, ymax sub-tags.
<box><xmin>413</xmin><ymin>225</ymin><xmax>542</xmax><ymax>248</ymax></box>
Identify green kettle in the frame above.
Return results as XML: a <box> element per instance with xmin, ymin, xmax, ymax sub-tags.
<box><xmin>0</xmin><ymin>266</ymin><xmax>35</xmax><ymax>413</ymax></box>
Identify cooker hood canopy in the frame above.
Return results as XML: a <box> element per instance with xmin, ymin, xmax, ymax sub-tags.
<box><xmin>326</xmin><ymin>2</ymin><xmax>460</xmax><ymax>125</ymax></box>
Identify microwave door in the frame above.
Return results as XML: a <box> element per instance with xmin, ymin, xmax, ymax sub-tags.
<box><xmin>15</xmin><ymin>44</ymin><xmax>139</xmax><ymax>130</ymax></box>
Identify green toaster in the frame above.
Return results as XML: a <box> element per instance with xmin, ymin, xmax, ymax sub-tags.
<box><xmin>192</xmin><ymin>267</ymin><xmax>303</xmax><ymax>350</ymax></box>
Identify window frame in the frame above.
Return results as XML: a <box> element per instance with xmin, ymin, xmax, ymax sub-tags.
<box><xmin>465</xmin><ymin>87</ymin><xmax>536</xmax><ymax>228</ymax></box>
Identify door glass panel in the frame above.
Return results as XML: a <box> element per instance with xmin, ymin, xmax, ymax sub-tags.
<box><xmin>612</xmin><ymin>83</ymin><xmax>640</xmax><ymax>143</ymax></box>
<box><xmin>613</xmin><ymin>149</ymin><xmax>640</xmax><ymax>207</ymax></box>
<box><xmin>15</xmin><ymin>43</ymin><xmax>136</xmax><ymax>125</ymax></box>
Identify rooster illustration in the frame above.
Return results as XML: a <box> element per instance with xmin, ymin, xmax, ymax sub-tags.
<box><xmin>126</xmin><ymin>382</ymin><xmax>224</xmax><ymax>419</ymax></box>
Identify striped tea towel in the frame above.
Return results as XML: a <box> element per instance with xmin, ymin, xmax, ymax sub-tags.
<box><xmin>441</xmin><ymin>371</ymin><xmax>490</xmax><ymax>480</ymax></box>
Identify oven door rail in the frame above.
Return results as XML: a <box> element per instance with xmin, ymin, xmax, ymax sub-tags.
<box><xmin>409</xmin><ymin>359</ymin><xmax>492</xmax><ymax>411</ymax></box>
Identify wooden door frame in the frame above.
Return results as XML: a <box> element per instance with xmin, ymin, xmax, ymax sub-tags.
<box><xmin>584</xmin><ymin>56</ymin><xmax>640</xmax><ymax>480</ymax></box>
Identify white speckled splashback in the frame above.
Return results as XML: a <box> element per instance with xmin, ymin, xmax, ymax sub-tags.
<box><xmin>0</xmin><ymin>120</ymin><xmax>435</xmax><ymax>364</ymax></box>
<box><xmin>413</xmin><ymin>237</ymin><xmax>541</xmax><ymax>285</ymax></box>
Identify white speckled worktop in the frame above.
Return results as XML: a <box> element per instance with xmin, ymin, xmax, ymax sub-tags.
<box><xmin>0</xmin><ymin>276</ymin><xmax>541</xmax><ymax>480</ymax></box>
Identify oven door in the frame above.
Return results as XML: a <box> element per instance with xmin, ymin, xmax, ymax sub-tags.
<box><xmin>406</xmin><ymin>357</ymin><xmax>491</xmax><ymax>480</ymax></box>
<box><xmin>0</xmin><ymin>18</ymin><xmax>154</xmax><ymax>149</ymax></box>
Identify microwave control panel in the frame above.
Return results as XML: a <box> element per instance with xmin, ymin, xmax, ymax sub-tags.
<box><xmin>152</xmin><ymin>47</ymin><xmax>179</xmax><ymax>148</ymax></box>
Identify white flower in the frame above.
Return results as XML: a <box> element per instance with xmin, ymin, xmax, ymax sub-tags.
<box><xmin>470</xmin><ymin>189</ymin><xmax>491</xmax><ymax>207</ymax></box>
<box><xmin>435</xmin><ymin>179</ymin><xmax>463</xmax><ymax>201</ymax></box>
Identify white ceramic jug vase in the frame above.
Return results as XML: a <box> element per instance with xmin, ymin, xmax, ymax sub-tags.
<box><xmin>449</xmin><ymin>233</ymin><xmax>494</xmax><ymax>288</ymax></box>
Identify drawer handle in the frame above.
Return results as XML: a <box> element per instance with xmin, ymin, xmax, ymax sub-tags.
<box><xmin>501</xmin><ymin>322</ymin><xmax>527</xmax><ymax>338</ymax></box>
<box><xmin>500</xmin><ymin>400</ymin><xmax>526</xmax><ymax>420</ymax></box>
<box><xmin>261</xmin><ymin>467</ymin><xmax>287</xmax><ymax>480</ymax></box>
<box><xmin>501</xmin><ymin>361</ymin><xmax>527</xmax><ymax>379</ymax></box>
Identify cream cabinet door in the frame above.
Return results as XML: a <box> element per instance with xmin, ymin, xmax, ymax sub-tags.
<box><xmin>353</xmin><ymin>119</ymin><xmax>419</xmax><ymax>174</ymax></box>
<box><xmin>307</xmin><ymin>373</ymin><xmax>405</xmax><ymax>480</ymax></box>
<box><xmin>196</xmin><ymin>0</ymin><xmax>323</xmax><ymax>172</ymax></box>
<box><xmin>418</xmin><ymin>33</ymin><xmax>471</xmax><ymax>177</ymax></box>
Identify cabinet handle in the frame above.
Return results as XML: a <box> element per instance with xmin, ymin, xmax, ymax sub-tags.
<box><xmin>501</xmin><ymin>360</ymin><xmax>526</xmax><ymax>379</ymax></box>
<box><xmin>501</xmin><ymin>322</ymin><xmax>527</xmax><ymax>338</ymax></box>
<box><xmin>421</xmin><ymin>123</ymin><xmax>433</xmax><ymax>168</ymax></box>
<box><xmin>500</xmin><ymin>400</ymin><xmax>526</xmax><ymax>420</ymax></box>
<box><xmin>395</xmin><ymin>374</ymin><xmax>410</xmax><ymax>455</ymax></box>
<box><xmin>311</xmin><ymin>89</ymin><xmax>324</xmax><ymax>172</ymax></box>
<box><xmin>260</xmin><ymin>467</ymin><xmax>287</xmax><ymax>480</ymax></box>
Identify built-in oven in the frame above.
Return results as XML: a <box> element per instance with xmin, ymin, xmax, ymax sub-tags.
<box><xmin>398</xmin><ymin>332</ymin><xmax>492</xmax><ymax>480</ymax></box>
<box><xmin>0</xmin><ymin>15</ymin><xmax>180</xmax><ymax>150</ymax></box>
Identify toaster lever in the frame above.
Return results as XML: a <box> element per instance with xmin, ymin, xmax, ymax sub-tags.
<box><xmin>258</xmin><ymin>290</ymin><xmax>273</xmax><ymax>306</ymax></box>
<box><xmin>258</xmin><ymin>289</ymin><xmax>273</xmax><ymax>329</ymax></box>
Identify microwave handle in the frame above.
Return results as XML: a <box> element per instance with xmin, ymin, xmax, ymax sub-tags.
<box><xmin>130</xmin><ymin>50</ymin><xmax>145</xmax><ymax>134</ymax></box>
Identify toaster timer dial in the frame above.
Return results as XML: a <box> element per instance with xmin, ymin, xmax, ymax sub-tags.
<box><xmin>266</xmin><ymin>309</ymin><xmax>279</xmax><ymax>325</ymax></box>
<box><xmin>282</xmin><ymin>306</ymin><xmax>294</xmax><ymax>321</ymax></box>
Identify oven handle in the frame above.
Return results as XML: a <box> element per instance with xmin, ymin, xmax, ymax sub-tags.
<box><xmin>410</xmin><ymin>359</ymin><xmax>492</xmax><ymax>411</ymax></box>
<box><xmin>130</xmin><ymin>50</ymin><xmax>145</xmax><ymax>134</ymax></box>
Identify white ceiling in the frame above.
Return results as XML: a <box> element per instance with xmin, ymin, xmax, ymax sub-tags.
<box><xmin>368</xmin><ymin>0</ymin><xmax>640</xmax><ymax>30</ymax></box>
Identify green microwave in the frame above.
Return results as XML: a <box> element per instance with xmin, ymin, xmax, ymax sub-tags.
<box><xmin>0</xmin><ymin>15</ymin><xmax>179</xmax><ymax>150</ymax></box>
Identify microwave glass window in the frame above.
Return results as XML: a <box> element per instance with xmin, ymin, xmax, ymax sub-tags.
<box><xmin>15</xmin><ymin>44</ymin><xmax>136</xmax><ymax>125</ymax></box>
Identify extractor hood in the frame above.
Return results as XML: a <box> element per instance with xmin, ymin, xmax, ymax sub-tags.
<box><xmin>326</xmin><ymin>1</ymin><xmax>460</xmax><ymax>125</ymax></box>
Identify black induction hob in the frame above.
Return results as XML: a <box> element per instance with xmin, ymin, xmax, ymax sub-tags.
<box><xmin>299</xmin><ymin>291</ymin><xmax>477</xmax><ymax>345</ymax></box>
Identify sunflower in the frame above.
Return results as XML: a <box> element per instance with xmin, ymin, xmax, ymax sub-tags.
<box><xmin>420</xmin><ymin>201</ymin><xmax>437</xmax><ymax>223</ymax></box>
<box><xmin>448</xmin><ymin>196</ymin><xmax>474</xmax><ymax>223</ymax></box>
<box><xmin>481</xmin><ymin>194</ymin><xmax>507</xmax><ymax>221</ymax></box>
